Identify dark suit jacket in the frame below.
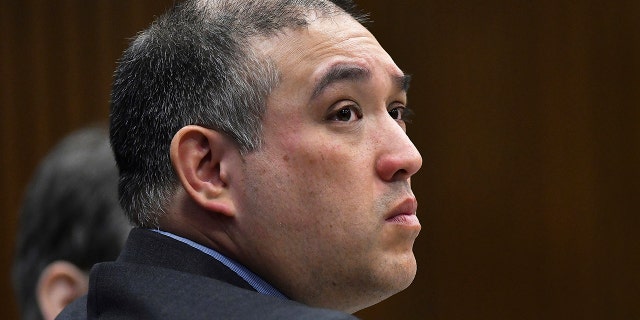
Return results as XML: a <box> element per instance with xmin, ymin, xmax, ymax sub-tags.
<box><xmin>56</xmin><ymin>228</ymin><xmax>358</xmax><ymax>319</ymax></box>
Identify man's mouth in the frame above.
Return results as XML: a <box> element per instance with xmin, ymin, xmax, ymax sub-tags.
<box><xmin>385</xmin><ymin>197</ymin><xmax>420</xmax><ymax>227</ymax></box>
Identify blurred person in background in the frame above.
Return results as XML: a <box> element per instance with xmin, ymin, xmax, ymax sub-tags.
<box><xmin>11</xmin><ymin>125</ymin><xmax>131</xmax><ymax>320</ymax></box>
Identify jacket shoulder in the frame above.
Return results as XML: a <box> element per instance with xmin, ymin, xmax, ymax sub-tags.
<box><xmin>58</xmin><ymin>261</ymin><xmax>357</xmax><ymax>320</ymax></box>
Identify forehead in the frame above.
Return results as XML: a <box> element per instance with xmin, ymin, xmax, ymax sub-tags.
<box><xmin>253</xmin><ymin>13</ymin><xmax>403</xmax><ymax>85</ymax></box>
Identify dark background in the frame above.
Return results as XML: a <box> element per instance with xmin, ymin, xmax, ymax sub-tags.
<box><xmin>2</xmin><ymin>1</ymin><xmax>638</xmax><ymax>319</ymax></box>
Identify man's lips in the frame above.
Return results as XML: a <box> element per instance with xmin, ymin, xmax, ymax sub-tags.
<box><xmin>385</xmin><ymin>198</ymin><xmax>420</xmax><ymax>226</ymax></box>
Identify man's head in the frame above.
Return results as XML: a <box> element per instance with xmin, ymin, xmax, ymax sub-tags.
<box><xmin>112</xmin><ymin>0</ymin><xmax>421</xmax><ymax>313</ymax></box>
<box><xmin>111</xmin><ymin>0</ymin><xmax>366</xmax><ymax>227</ymax></box>
<box><xmin>12</xmin><ymin>126</ymin><xmax>131</xmax><ymax>320</ymax></box>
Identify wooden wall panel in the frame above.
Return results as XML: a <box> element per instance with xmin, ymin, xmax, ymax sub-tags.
<box><xmin>2</xmin><ymin>1</ymin><xmax>638</xmax><ymax>319</ymax></box>
<box><xmin>355</xmin><ymin>1</ymin><xmax>639</xmax><ymax>319</ymax></box>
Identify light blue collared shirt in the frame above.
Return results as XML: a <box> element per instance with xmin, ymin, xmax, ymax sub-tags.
<box><xmin>153</xmin><ymin>229</ymin><xmax>287</xmax><ymax>299</ymax></box>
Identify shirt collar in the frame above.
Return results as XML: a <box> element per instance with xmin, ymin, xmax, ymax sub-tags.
<box><xmin>153</xmin><ymin>229</ymin><xmax>288</xmax><ymax>299</ymax></box>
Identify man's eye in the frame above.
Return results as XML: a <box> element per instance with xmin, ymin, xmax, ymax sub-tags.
<box><xmin>389</xmin><ymin>106</ymin><xmax>413</xmax><ymax>123</ymax></box>
<box><xmin>329</xmin><ymin>105</ymin><xmax>362</xmax><ymax>122</ymax></box>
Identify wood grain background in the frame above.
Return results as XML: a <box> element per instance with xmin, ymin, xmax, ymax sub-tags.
<box><xmin>2</xmin><ymin>1</ymin><xmax>638</xmax><ymax>319</ymax></box>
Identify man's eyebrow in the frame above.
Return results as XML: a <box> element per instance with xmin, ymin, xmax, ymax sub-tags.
<box><xmin>396</xmin><ymin>74</ymin><xmax>411</xmax><ymax>92</ymax></box>
<box><xmin>311</xmin><ymin>64</ymin><xmax>371</xmax><ymax>99</ymax></box>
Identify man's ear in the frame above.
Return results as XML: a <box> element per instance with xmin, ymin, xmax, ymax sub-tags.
<box><xmin>36</xmin><ymin>261</ymin><xmax>88</xmax><ymax>320</ymax></box>
<box><xmin>170</xmin><ymin>125</ymin><xmax>238</xmax><ymax>217</ymax></box>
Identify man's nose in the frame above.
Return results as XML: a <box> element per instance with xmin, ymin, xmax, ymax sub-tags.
<box><xmin>375</xmin><ymin>118</ymin><xmax>423</xmax><ymax>182</ymax></box>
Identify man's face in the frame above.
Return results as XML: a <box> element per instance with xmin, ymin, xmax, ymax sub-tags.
<box><xmin>231</xmin><ymin>13</ymin><xmax>422</xmax><ymax>312</ymax></box>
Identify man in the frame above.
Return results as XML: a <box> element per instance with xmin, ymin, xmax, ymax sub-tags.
<box><xmin>12</xmin><ymin>126</ymin><xmax>131</xmax><ymax>320</ymax></box>
<box><xmin>58</xmin><ymin>0</ymin><xmax>422</xmax><ymax>318</ymax></box>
